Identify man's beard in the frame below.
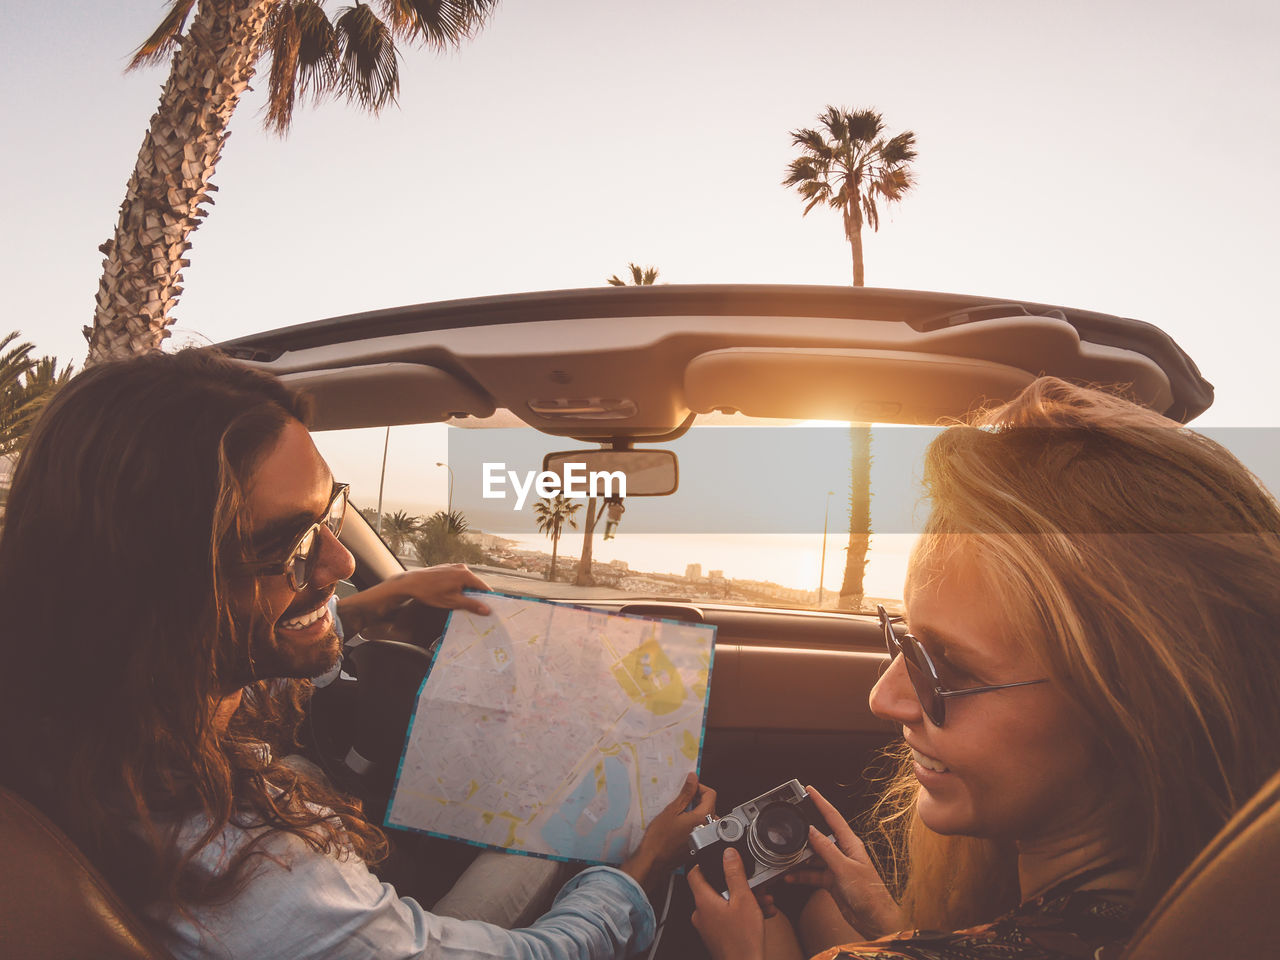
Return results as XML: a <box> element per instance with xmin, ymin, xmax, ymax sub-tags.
<box><xmin>230</xmin><ymin>596</ymin><xmax>343</xmax><ymax>684</ymax></box>
<box><xmin>254</xmin><ymin>620</ymin><xmax>342</xmax><ymax>681</ymax></box>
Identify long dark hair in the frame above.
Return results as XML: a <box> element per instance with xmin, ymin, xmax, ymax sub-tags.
<box><xmin>0</xmin><ymin>348</ymin><xmax>385</xmax><ymax>913</ymax></box>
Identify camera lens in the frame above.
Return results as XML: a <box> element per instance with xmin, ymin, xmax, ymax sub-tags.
<box><xmin>746</xmin><ymin>801</ymin><xmax>809</xmax><ymax>869</ymax></box>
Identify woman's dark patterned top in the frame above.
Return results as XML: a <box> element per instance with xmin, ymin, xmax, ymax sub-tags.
<box><xmin>813</xmin><ymin>888</ymin><xmax>1135</xmax><ymax>960</ymax></box>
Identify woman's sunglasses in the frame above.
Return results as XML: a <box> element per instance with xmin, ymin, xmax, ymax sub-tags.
<box><xmin>234</xmin><ymin>483</ymin><xmax>349</xmax><ymax>592</ymax></box>
<box><xmin>876</xmin><ymin>604</ymin><xmax>1048</xmax><ymax>726</ymax></box>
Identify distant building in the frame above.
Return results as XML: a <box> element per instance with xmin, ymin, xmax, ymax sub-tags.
<box><xmin>709</xmin><ymin>570</ymin><xmax>724</xmax><ymax>579</ymax></box>
<box><xmin>685</xmin><ymin>563</ymin><xmax>702</xmax><ymax>580</ymax></box>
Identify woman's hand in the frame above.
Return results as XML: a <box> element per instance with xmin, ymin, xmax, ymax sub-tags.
<box><xmin>620</xmin><ymin>772</ymin><xmax>716</xmax><ymax>896</ymax></box>
<box><xmin>336</xmin><ymin>564</ymin><xmax>491</xmax><ymax>636</ymax></box>
<box><xmin>688</xmin><ymin>848</ymin><xmax>767</xmax><ymax>960</ymax></box>
<box><xmin>782</xmin><ymin>785</ymin><xmax>904</xmax><ymax>939</ymax></box>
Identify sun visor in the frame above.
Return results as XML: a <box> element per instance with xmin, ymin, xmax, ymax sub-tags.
<box><xmin>280</xmin><ymin>362</ymin><xmax>495</xmax><ymax>431</ymax></box>
<box><xmin>684</xmin><ymin>348</ymin><xmax>1037</xmax><ymax>423</ymax></box>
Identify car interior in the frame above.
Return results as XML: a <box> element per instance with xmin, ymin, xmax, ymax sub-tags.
<box><xmin>7</xmin><ymin>284</ymin><xmax>1274</xmax><ymax>959</ymax></box>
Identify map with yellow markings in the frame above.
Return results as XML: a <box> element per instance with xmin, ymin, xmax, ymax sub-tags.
<box><xmin>386</xmin><ymin>591</ymin><xmax>716</xmax><ymax>864</ymax></box>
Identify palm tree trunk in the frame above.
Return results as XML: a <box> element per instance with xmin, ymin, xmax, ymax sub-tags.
<box><xmin>574</xmin><ymin>497</ymin><xmax>600</xmax><ymax>586</ymax></box>
<box><xmin>840</xmin><ymin>202</ymin><xmax>870</xmax><ymax>606</ymax></box>
<box><xmin>838</xmin><ymin>423</ymin><xmax>872</xmax><ymax>610</ymax></box>
<box><xmin>846</xmin><ymin>210</ymin><xmax>866</xmax><ymax>288</ymax></box>
<box><xmin>548</xmin><ymin>530</ymin><xmax>560</xmax><ymax>581</ymax></box>
<box><xmin>87</xmin><ymin>0</ymin><xmax>274</xmax><ymax>364</ymax></box>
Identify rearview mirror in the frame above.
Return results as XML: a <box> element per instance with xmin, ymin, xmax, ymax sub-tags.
<box><xmin>541</xmin><ymin>449</ymin><xmax>679</xmax><ymax>497</ymax></box>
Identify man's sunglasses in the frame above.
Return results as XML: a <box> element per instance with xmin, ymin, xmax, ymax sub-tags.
<box><xmin>876</xmin><ymin>604</ymin><xmax>1048</xmax><ymax>726</ymax></box>
<box><xmin>233</xmin><ymin>483</ymin><xmax>349</xmax><ymax>592</ymax></box>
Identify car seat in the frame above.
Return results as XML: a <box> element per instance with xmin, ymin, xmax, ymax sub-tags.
<box><xmin>0</xmin><ymin>785</ymin><xmax>173</xmax><ymax>959</ymax></box>
<box><xmin>1116</xmin><ymin>765</ymin><xmax>1280</xmax><ymax>959</ymax></box>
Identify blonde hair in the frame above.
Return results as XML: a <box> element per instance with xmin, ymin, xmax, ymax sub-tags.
<box><xmin>868</xmin><ymin>377</ymin><xmax>1280</xmax><ymax>928</ymax></box>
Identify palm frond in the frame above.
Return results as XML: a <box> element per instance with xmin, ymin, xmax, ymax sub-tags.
<box><xmin>294</xmin><ymin>1</ymin><xmax>342</xmax><ymax>101</ymax></box>
<box><xmin>265</xmin><ymin>2</ymin><xmax>303</xmax><ymax>134</ymax></box>
<box><xmin>0</xmin><ymin>333</ymin><xmax>35</xmax><ymax>394</ymax></box>
<box><xmin>129</xmin><ymin>0</ymin><xmax>198</xmax><ymax>69</ymax></box>
<box><xmin>880</xmin><ymin>130</ymin><xmax>918</xmax><ymax>165</ymax></box>
<box><xmin>21</xmin><ymin>356</ymin><xmax>76</xmax><ymax>393</ymax></box>
<box><xmin>844</xmin><ymin>108</ymin><xmax>885</xmax><ymax>144</ymax></box>
<box><xmin>0</xmin><ymin>342</ymin><xmax>72</xmax><ymax>457</ymax></box>
<box><xmin>819</xmin><ymin>105</ymin><xmax>847</xmax><ymax>143</ymax></box>
<box><xmin>378</xmin><ymin>0</ymin><xmax>499</xmax><ymax>47</ymax></box>
<box><xmin>0</xmin><ymin>330</ymin><xmax>30</xmax><ymax>361</ymax></box>
<box><xmin>799</xmin><ymin>180</ymin><xmax>833</xmax><ymax>210</ymax></box>
<box><xmin>873</xmin><ymin>165</ymin><xmax>915</xmax><ymax>202</ymax></box>
<box><xmin>782</xmin><ymin>156</ymin><xmax>821</xmax><ymax>187</ymax></box>
<box><xmin>789</xmin><ymin>127</ymin><xmax>833</xmax><ymax>162</ymax></box>
<box><xmin>533</xmin><ymin>494</ymin><xmax>580</xmax><ymax>536</ymax></box>
<box><xmin>862</xmin><ymin>193</ymin><xmax>880</xmax><ymax>232</ymax></box>
<box><xmin>264</xmin><ymin>1</ymin><xmax>346</xmax><ymax>132</ymax></box>
<box><xmin>431</xmin><ymin>508</ymin><xmax>469</xmax><ymax>535</ymax></box>
<box><xmin>336</xmin><ymin>4</ymin><xmax>401</xmax><ymax>112</ymax></box>
<box><xmin>802</xmin><ymin>193</ymin><xmax>829</xmax><ymax>216</ymax></box>
<box><xmin>606</xmin><ymin>263</ymin><xmax>659</xmax><ymax>285</ymax></box>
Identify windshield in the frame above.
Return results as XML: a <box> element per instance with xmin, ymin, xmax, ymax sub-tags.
<box><xmin>313</xmin><ymin>414</ymin><xmax>941</xmax><ymax>613</ymax></box>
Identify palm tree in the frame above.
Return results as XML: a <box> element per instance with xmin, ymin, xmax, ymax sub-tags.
<box><xmin>533</xmin><ymin>494</ymin><xmax>580</xmax><ymax>581</ymax></box>
<box><xmin>590</xmin><ymin>258</ymin><xmax>658</xmax><ymax>581</ymax></box>
<box><xmin>837</xmin><ymin>427</ymin><xmax>873</xmax><ymax>610</ymax></box>
<box><xmin>573</xmin><ymin>496</ymin><xmax>602</xmax><ymax>586</ymax></box>
<box><xmin>414</xmin><ymin>509</ymin><xmax>476</xmax><ymax>565</ymax></box>
<box><xmin>87</xmin><ymin>0</ymin><xmax>500</xmax><ymax>364</ymax></box>
<box><xmin>784</xmin><ymin>107</ymin><xmax>915</xmax><ymax>610</ymax></box>
<box><xmin>782</xmin><ymin>106</ymin><xmax>916</xmax><ymax>287</ymax></box>
<box><xmin>0</xmin><ymin>333</ymin><xmax>36</xmax><ymax>457</ymax></box>
<box><xmin>381</xmin><ymin>509</ymin><xmax>420</xmax><ymax>557</ymax></box>
<box><xmin>606</xmin><ymin>263</ymin><xmax>660</xmax><ymax>286</ymax></box>
<box><xmin>0</xmin><ymin>334</ymin><xmax>75</xmax><ymax>458</ymax></box>
<box><xmin>427</xmin><ymin>509</ymin><xmax>470</xmax><ymax>536</ymax></box>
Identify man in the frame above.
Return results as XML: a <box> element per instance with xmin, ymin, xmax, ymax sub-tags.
<box><xmin>0</xmin><ymin>348</ymin><xmax>712</xmax><ymax>959</ymax></box>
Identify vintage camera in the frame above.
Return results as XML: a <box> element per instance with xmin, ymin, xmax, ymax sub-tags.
<box><xmin>687</xmin><ymin>779</ymin><xmax>833</xmax><ymax>898</ymax></box>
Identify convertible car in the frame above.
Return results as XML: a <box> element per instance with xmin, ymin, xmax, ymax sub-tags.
<box><xmin>5</xmin><ymin>285</ymin><xmax>1274</xmax><ymax>959</ymax></box>
<box><xmin>229</xmin><ymin>283</ymin><xmax>1218</xmax><ymax>954</ymax></box>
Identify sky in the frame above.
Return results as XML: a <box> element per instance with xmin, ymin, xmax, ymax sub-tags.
<box><xmin>3</xmin><ymin>0</ymin><xmax>1278</xmax><ymax>594</ymax></box>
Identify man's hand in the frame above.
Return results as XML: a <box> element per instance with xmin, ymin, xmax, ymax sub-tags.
<box><xmin>781</xmin><ymin>785</ymin><xmax>903</xmax><ymax>939</ymax></box>
<box><xmin>336</xmin><ymin>564</ymin><xmax>491</xmax><ymax>637</ymax></box>
<box><xmin>620</xmin><ymin>772</ymin><xmax>715</xmax><ymax>897</ymax></box>
<box><xmin>688</xmin><ymin>848</ymin><xmax>767</xmax><ymax>960</ymax></box>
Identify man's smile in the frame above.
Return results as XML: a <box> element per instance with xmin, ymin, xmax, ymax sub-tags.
<box><xmin>278</xmin><ymin>595</ymin><xmax>333</xmax><ymax>632</ymax></box>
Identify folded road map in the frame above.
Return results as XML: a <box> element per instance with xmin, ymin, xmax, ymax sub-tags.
<box><xmin>385</xmin><ymin>591</ymin><xmax>716</xmax><ymax>864</ymax></box>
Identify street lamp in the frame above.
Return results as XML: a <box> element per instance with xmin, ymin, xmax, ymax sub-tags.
<box><xmin>375</xmin><ymin>427</ymin><xmax>390</xmax><ymax>537</ymax></box>
<box><xmin>817</xmin><ymin>490</ymin><xmax>835</xmax><ymax>607</ymax></box>
<box><xmin>435</xmin><ymin>461</ymin><xmax>454</xmax><ymax>515</ymax></box>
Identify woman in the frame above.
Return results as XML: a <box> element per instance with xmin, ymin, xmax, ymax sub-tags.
<box><xmin>689</xmin><ymin>377</ymin><xmax>1280</xmax><ymax>960</ymax></box>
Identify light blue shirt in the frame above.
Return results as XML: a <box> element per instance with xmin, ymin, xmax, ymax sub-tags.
<box><xmin>153</xmin><ymin>598</ymin><xmax>656</xmax><ymax>958</ymax></box>
<box><xmin>152</xmin><ymin>816</ymin><xmax>655</xmax><ymax>959</ymax></box>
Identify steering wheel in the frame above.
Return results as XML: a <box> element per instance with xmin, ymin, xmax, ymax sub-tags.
<box><xmin>354</xmin><ymin>598</ymin><xmax>452</xmax><ymax>652</ymax></box>
<box><xmin>308</xmin><ymin>600</ymin><xmax>451</xmax><ymax>819</ymax></box>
